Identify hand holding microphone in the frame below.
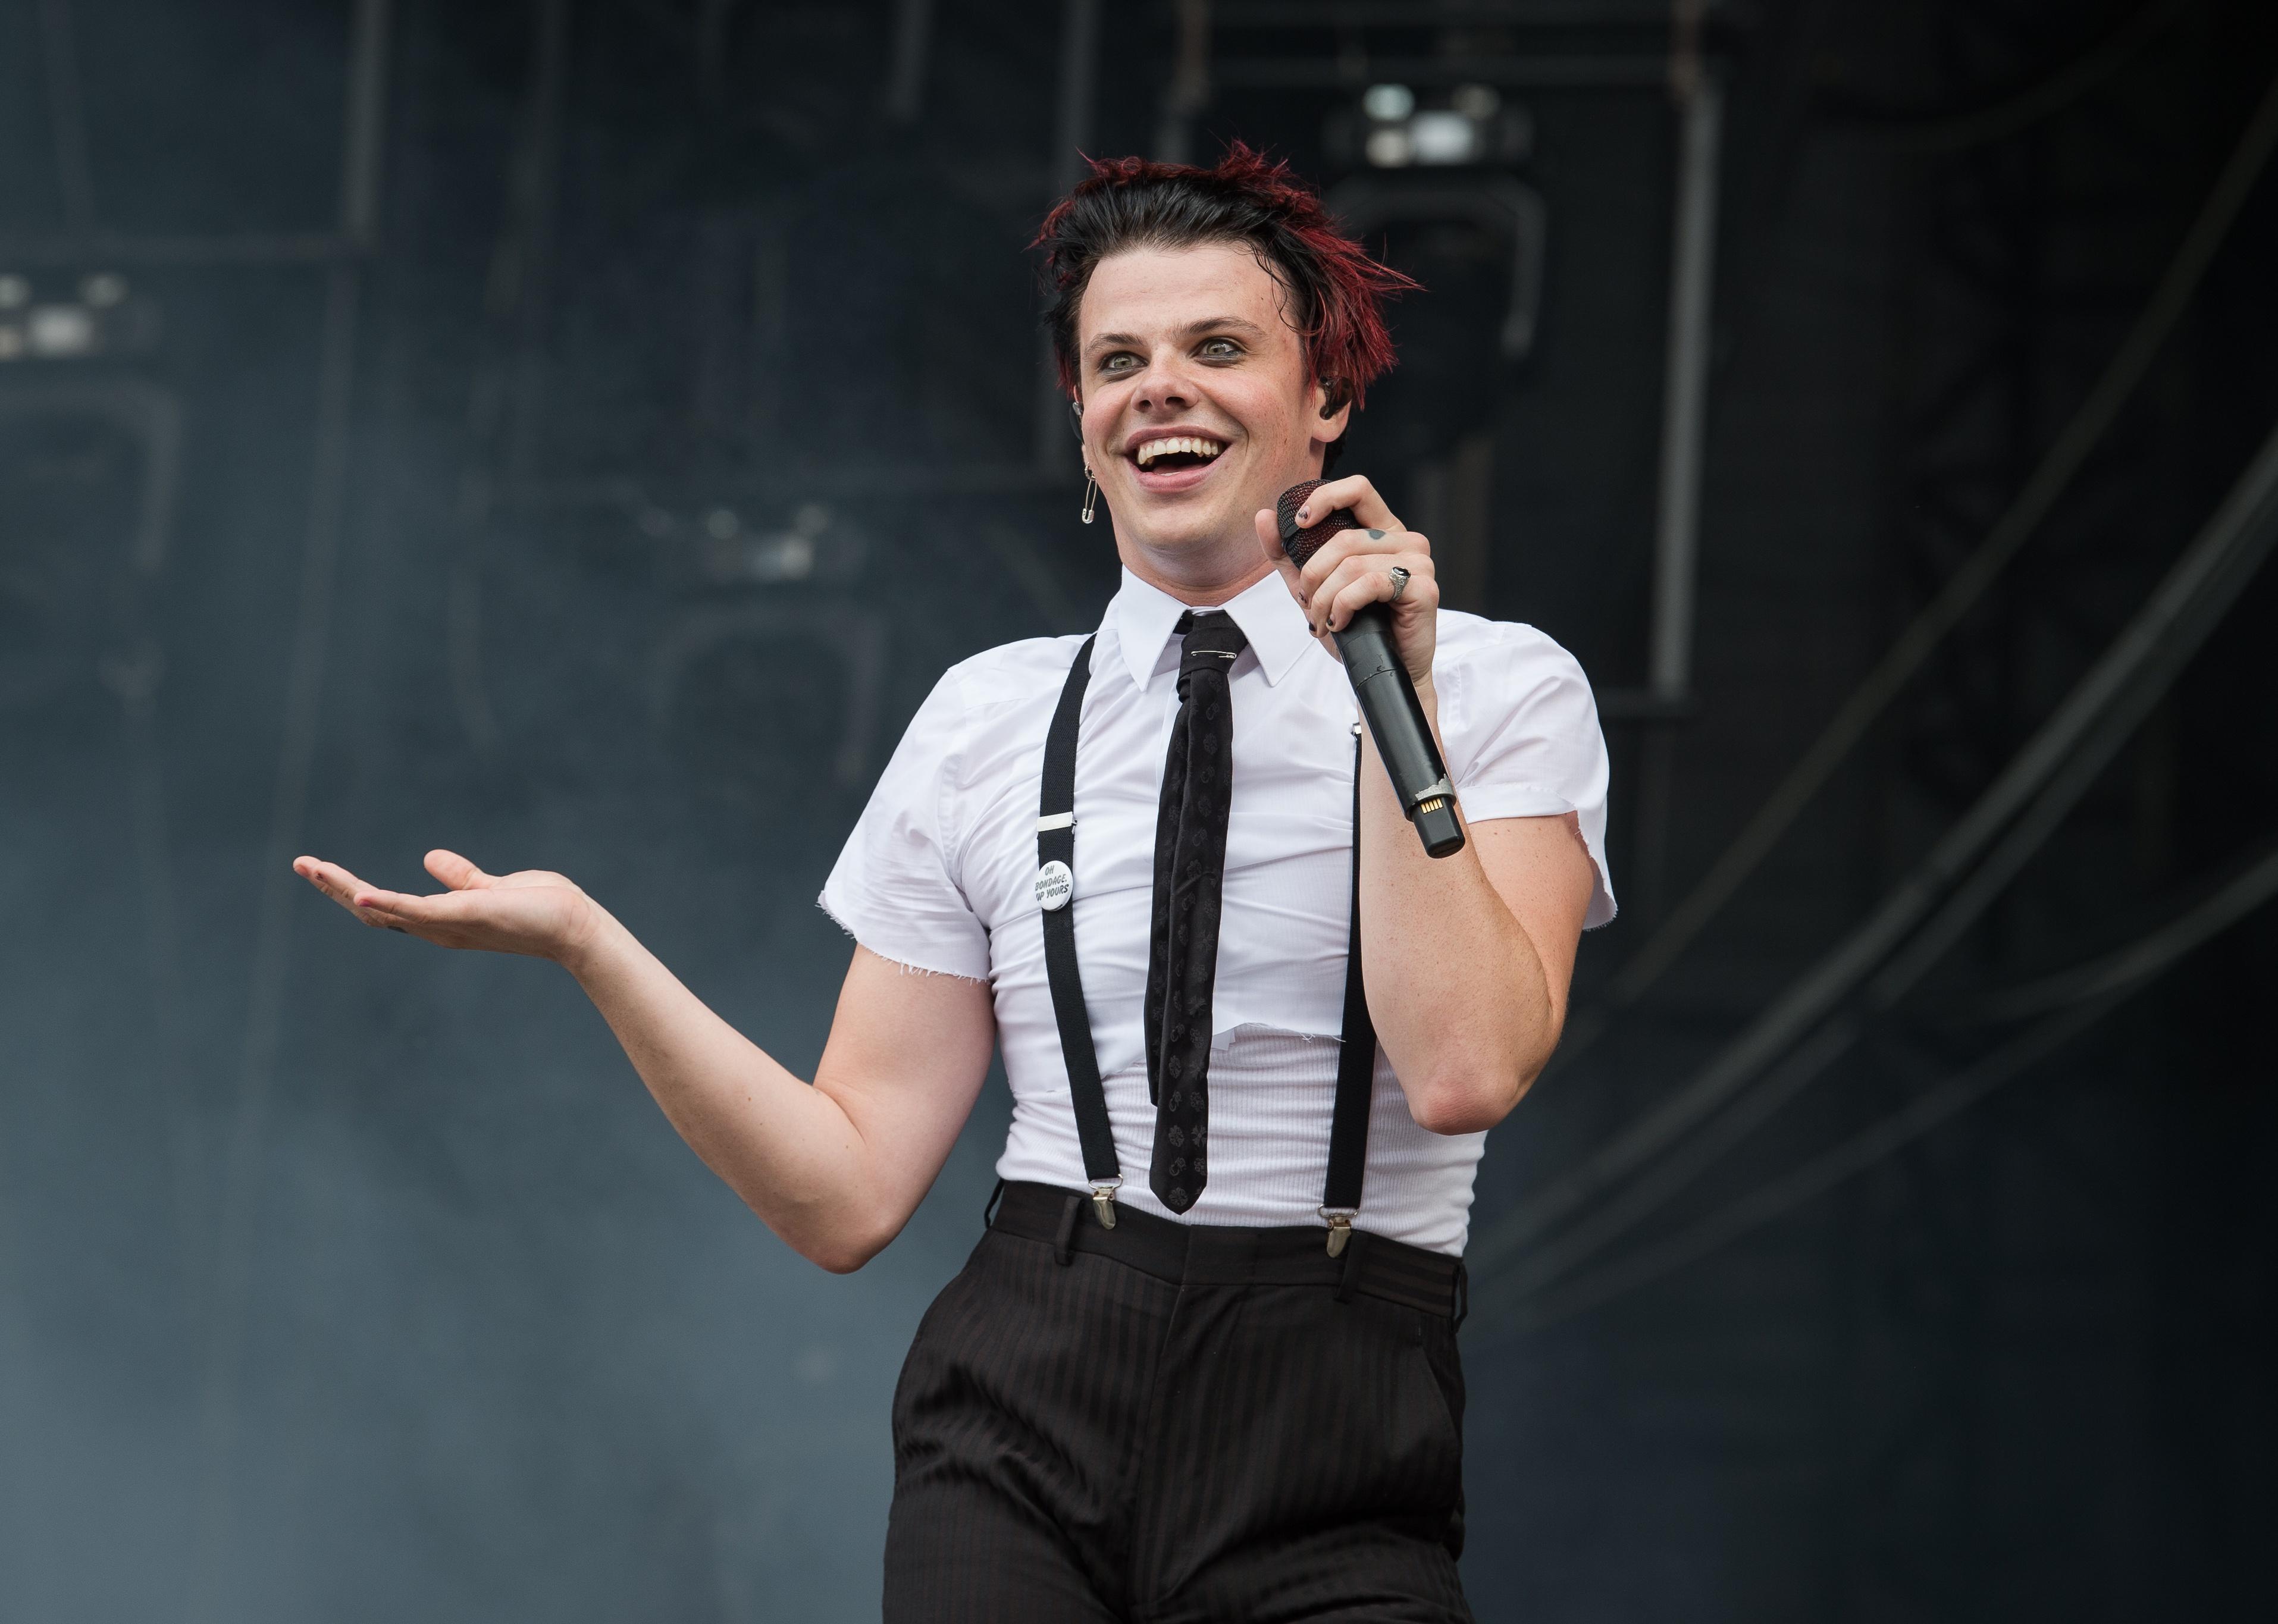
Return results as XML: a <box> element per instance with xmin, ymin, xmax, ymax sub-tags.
<box><xmin>1262</xmin><ymin>477</ymin><xmax>1466</xmax><ymax>859</ymax></box>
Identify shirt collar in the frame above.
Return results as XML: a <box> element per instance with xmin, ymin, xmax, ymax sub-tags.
<box><xmin>1107</xmin><ymin>566</ymin><xmax>1317</xmax><ymax>692</ymax></box>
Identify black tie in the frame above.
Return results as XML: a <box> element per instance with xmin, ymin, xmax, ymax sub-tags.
<box><xmin>1145</xmin><ymin>610</ymin><xmax>1249</xmax><ymax>1213</ymax></box>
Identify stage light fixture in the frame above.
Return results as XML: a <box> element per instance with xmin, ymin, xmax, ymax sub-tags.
<box><xmin>1365</xmin><ymin>126</ymin><xmax>1414</xmax><ymax>167</ymax></box>
<box><xmin>679</xmin><ymin>500</ymin><xmax>848</xmax><ymax>588</ymax></box>
<box><xmin>1362</xmin><ymin>83</ymin><xmax>1415</xmax><ymax>122</ymax></box>
<box><xmin>1409</xmin><ymin>111</ymin><xmax>1479</xmax><ymax>165</ymax></box>
<box><xmin>27</xmin><ymin>305</ymin><xmax>97</xmax><ymax>358</ymax></box>
<box><xmin>1342</xmin><ymin>82</ymin><xmax>1528</xmax><ymax>172</ymax></box>
<box><xmin>0</xmin><ymin>273</ymin><xmax>158</xmax><ymax>362</ymax></box>
<box><xmin>1451</xmin><ymin>84</ymin><xmax>1501</xmax><ymax>120</ymax></box>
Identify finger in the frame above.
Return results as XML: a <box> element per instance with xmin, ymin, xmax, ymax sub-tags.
<box><xmin>1290</xmin><ymin>475</ymin><xmax>1402</xmax><ymax>535</ymax></box>
<box><xmin>424</xmin><ymin>849</ymin><xmax>496</xmax><ymax>890</ymax></box>
<box><xmin>346</xmin><ymin>885</ymin><xmax>423</xmax><ymax>915</ymax></box>
<box><xmin>1304</xmin><ymin>553</ymin><xmax>1372</xmax><ymax>631</ymax></box>
<box><xmin>1324</xmin><ymin>572</ymin><xmax>1395</xmax><ymax>634</ymax></box>
<box><xmin>1254</xmin><ymin>506</ymin><xmax>1308</xmax><ymax>600</ymax></box>
<box><xmin>1322</xmin><ymin>564</ymin><xmax>1391</xmax><ymax>632</ymax></box>
<box><xmin>296</xmin><ymin>856</ymin><xmax>380</xmax><ymax>911</ymax></box>
<box><xmin>1323</xmin><ymin>555</ymin><xmax>1438</xmax><ymax>632</ymax></box>
<box><xmin>349</xmin><ymin>888</ymin><xmax>490</xmax><ymax>935</ymax></box>
<box><xmin>297</xmin><ymin>858</ymin><xmax>422</xmax><ymax>932</ymax></box>
<box><xmin>1296</xmin><ymin>525</ymin><xmax>1424</xmax><ymax>600</ymax></box>
<box><xmin>1306</xmin><ymin>545</ymin><xmax>1433</xmax><ymax>623</ymax></box>
<box><xmin>295</xmin><ymin>854</ymin><xmax>368</xmax><ymax>893</ymax></box>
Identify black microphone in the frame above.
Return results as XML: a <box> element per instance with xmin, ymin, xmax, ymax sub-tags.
<box><xmin>1276</xmin><ymin>481</ymin><xmax>1465</xmax><ymax>859</ymax></box>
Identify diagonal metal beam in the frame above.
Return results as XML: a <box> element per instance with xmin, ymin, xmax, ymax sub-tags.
<box><xmin>1470</xmin><ymin>835</ymin><xmax>2278</xmax><ymax>1337</ymax></box>
<box><xmin>1471</xmin><ymin>409</ymin><xmax>2278</xmax><ymax>1283</ymax></box>
<box><xmin>1555</xmin><ymin>61</ymin><xmax>2278</xmax><ymax>1055</ymax></box>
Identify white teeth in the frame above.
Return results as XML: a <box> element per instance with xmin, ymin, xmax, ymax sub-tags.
<box><xmin>1135</xmin><ymin>435</ymin><xmax>1226</xmax><ymax>468</ymax></box>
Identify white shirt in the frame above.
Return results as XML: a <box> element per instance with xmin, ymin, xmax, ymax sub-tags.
<box><xmin>820</xmin><ymin>568</ymin><xmax>1614</xmax><ymax>1255</ymax></box>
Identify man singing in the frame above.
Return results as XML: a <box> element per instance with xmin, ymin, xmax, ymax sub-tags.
<box><xmin>296</xmin><ymin>145</ymin><xmax>1612</xmax><ymax>1621</ymax></box>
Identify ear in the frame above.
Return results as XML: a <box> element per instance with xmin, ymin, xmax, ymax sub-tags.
<box><xmin>1309</xmin><ymin>374</ymin><xmax>1353</xmax><ymax>454</ymax></box>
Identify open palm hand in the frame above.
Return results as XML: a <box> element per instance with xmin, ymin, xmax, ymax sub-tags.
<box><xmin>293</xmin><ymin>849</ymin><xmax>599</xmax><ymax>963</ymax></box>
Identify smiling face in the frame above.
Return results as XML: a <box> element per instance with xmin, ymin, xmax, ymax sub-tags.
<box><xmin>1074</xmin><ymin>241</ymin><xmax>1351</xmax><ymax>600</ymax></box>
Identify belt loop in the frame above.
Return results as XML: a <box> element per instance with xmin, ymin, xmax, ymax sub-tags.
<box><xmin>1052</xmin><ymin>1193</ymin><xmax>1082</xmax><ymax>1266</ymax></box>
<box><xmin>1452</xmin><ymin>1260</ymin><xmax>1469</xmax><ymax>1331</ymax></box>
<box><xmin>983</xmin><ymin>1179</ymin><xmax>1006</xmax><ymax>1231</ymax></box>
<box><xmin>1334</xmin><ymin>1231</ymin><xmax>1362</xmax><ymax>1303</ymax></box>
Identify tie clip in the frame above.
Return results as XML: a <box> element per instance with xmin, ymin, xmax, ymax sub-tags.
<box><xmin>1036</xmin><ymin>812</ymin><xmax>1076</xmax><ymax>832</ymax></box>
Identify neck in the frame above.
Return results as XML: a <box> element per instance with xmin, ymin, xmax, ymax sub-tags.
<box><xmin>1117</xmin><ymin>535</ymin><xmax>1278</xmax><ymax>608</ymax></box>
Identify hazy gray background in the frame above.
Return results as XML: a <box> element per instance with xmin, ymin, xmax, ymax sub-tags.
<box><xmin>3</xmin><ymin>1</ymin><xmax>2274</xmax><ymax>1619</ymax></box>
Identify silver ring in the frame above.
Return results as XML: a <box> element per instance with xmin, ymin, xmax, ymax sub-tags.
<box><xmin>1387</xmin><ymin>565</ymin><xmax>1412</xmax><ymax>603</ymax></box>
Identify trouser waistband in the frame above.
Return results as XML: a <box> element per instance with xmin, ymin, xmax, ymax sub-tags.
<box><xmin>986</xmin><ymin>1181</ymin><xmax>1467</xmax><ymax>1322</ymax></box>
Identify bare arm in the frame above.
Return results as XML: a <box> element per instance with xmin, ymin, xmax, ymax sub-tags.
<box><xmin>1355</xmin><ymin>758</ymin><xmax>1595</xmax><ymax>1134</ymax></box>
<box><xmin>1257</xmin><ymin>479</ymin><xmax>1598</xmax><ymax>1133</ymax></box>
<box><xmin>293</xmin><ymin>851</ymin><xmax>995</xmax><ymax>1272</ymax></box>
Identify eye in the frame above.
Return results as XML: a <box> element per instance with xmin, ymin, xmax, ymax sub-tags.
<box><xmin>1198</xmin><ymin>337</ymin><xmax>1242</xmax><ymax>360</ymax></box>
<box><xmin>1097</xmin><ymin>350</ymin><xmax>1140</xmax><ymax>376</ymax></box>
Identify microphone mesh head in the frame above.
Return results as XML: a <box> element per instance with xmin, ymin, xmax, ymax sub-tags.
<box><xmin>1275</xmin><ymin>480</ymin><xmax>1360</xmax><ymax>568</ymax></box>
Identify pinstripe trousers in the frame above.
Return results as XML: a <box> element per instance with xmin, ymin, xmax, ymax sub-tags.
<box><xmin>882</xmin><ymin>1190</ymin><xmax>1473</xmax><ymax>1622</ymax></box>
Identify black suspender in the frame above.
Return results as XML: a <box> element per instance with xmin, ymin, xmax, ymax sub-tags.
<box><xmin>1036</xmin><ymin>640</ymin><xmax>1377</xmax><ymax>1250</ymax></box>
<box><xmin>1036</xmin><ymin>636</ymin><xmax>1123</xmax><ymax>1230</ymax></box>
<box><xmin>1321</xmin><ymin>728</ymin><xmax>1378</xmax><ymax>1256</ymax></box>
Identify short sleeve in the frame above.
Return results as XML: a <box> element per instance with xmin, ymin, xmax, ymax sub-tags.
<box><xmin>1436</xmin><ymin>619</ymin><xmax>1618</xmax><ymax>928</ymax></box>
<box><xmin>817</xmin><ymin>671</ymin><xmax>993</xmax><ymax>979</ymax></box>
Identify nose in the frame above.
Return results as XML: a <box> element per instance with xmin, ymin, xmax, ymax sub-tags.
<box><xmin>1127</xmin><ymin>350</ymin><xmax>1197</xmax><ymax>416</ymax></box>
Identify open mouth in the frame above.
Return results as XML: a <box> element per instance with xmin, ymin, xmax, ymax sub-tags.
<box><xmin>1132</xmin><ymin>434</ymin><xmax>1229</xmax><ymax>474</ymax></box>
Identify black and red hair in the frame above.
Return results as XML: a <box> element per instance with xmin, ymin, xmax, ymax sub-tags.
<box><xmin>1032</xmin><ymin>142</ymin><xmax>1415</xmax><ymax>412</ymax></box>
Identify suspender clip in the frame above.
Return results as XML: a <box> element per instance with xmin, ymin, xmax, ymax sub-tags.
<box><xmin>1091</xmin><ymin>1180</ymin><xmax>1121</xmax><ymax>1230</ymax></box>
<box><xmin>1322</xmin><ymin>1210</ymin><xmax>1356</xmax><ymax>1258</ymax></box>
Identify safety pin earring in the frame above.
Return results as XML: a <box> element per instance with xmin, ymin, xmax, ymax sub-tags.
<box><xmin>1080</xmin><ymin>468</ymin><xmax>1099</xmax><ymax>525</ymax></box>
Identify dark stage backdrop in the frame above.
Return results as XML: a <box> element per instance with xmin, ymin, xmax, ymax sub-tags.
<box><xmin>2</xmin><ymin>2</ymin><xmax>2274</xmax><ymax>1620</ymax></box>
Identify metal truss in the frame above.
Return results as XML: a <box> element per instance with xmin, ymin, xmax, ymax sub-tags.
<box><xmin>1464</xmin><ymin>3</ymin><xmax>2278</xmax><ymax>1612</ymax></box>
<box><xmin>1831</xmin><ymin>2</ymin><xmax>2225</xmax><ymax>1613</ymax></box>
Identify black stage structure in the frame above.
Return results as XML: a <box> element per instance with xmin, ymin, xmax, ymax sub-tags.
<box><xmin>1</xmin><ymin>1</ymin><xmax>2273</xmax><ymax>1618</ymax></box>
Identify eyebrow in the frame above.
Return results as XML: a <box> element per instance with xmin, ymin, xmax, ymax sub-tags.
<box><xmin>1084</xmin><ymin>316</ymin><xmax>1270</xmax><ymax>357</ymax></box>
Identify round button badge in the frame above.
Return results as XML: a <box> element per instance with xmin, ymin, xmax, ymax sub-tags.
<box><xmin>1033</xmin><ymin>860</ymin><xmax>1074</xmax><ymax>911</ymax></box>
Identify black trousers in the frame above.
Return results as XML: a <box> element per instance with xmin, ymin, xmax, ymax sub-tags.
<box><xmin>883</xmin><ymin>1183</ymin><xmax>1473</xmax><ymax>1623</ymax></box>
